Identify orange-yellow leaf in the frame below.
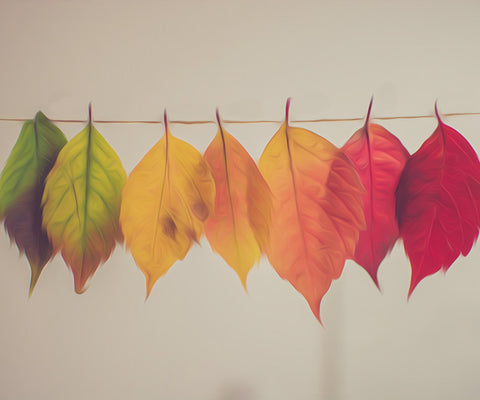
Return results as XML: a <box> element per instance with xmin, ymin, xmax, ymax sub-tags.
<box><xmin>120</xmin><ymin>113</ymin><xmax>215</xmax><ymax>296</ymax></box>
<box><xmin>204</xmin><ymin>112</ymin><xmax>272</xmax><ymax>289</ymax></box>
<box><xmin>258</xmin><ymin>100</ymin><xmax>365</xmax><ymax>322</ymax></box>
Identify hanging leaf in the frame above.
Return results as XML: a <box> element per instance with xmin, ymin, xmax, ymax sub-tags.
<box><xmin>0</xmin><ymin>112</ymin><xmax>67</xmax><ymax>294</ymax></box>
<box><xmin>342</xmin><ymin>99</ymin><xmax>409</xmax><ymax>287</ymax></box>
<box><xmin>396</xmin><ymin>105</ymin><xmax>480</xmax><ymax>297</ymax></box>
<box><xmin>258</xmin><ymin>99</ymin><xmax>365</xmax><ymax>322</ymax></box>
<box><xmin>42</xmin><ymin>106</ymin><xmax>126</xmax><ymax>293</ymax></box>
<box><xmin>203</xmin><ymin>111</ymin><xmax>272</xmax><ymax>289</ymax></box>
<box><xmin>120</xmin><ymin>111</ymin><xmax>215</xmax><ymax>296</ymax></box>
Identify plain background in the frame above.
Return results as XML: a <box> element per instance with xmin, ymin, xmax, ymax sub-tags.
<box><xmin>1</xmin><ymin>1</ymin><xmax>480</xmax><ymax>399</ymax></box>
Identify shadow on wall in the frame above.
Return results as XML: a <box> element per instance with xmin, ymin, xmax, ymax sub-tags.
<box><xmin>217</xmin><ymin>382</ymin><xmax>257</xmax><ymax>400</ymax></box>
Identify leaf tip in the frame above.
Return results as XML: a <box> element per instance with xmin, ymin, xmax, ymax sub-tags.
<box><xmin>34</xmin><ymin>110</ymin><xmax>47</xmax><ymax>121</ymax></box>
<box><xmin>307</xmin><ymin>299</ymin><xmax>323</xmax><ymax>325</ymax></box>
<box><xmin>315</xmin><ymin>312</ymin><xmax>323</xmax><ymax>326</ymax></box>
<box><xmin>145</xmin><ymin>278</ymin><xmax>155</xmax><ymax>300</ymax></box>
<box><xmin>74</xmin><ymin>285</ymin><xmax>88</xmax><ymax>295</ymax></box>
<box><xmin>364</xmin><ymin>267</ymin><xmax>381</xmax><ymax>291</ymax></box>
<box><xmin>238</xmin><ymin>272</ymin><xmax>249</xmax><ymax>293</ymax></box>
<box><xmin>73</xmin><ymin>269</ymin><xmax>90</xmax><ymax>295</ymax></box>
<box><xmin>28</xmin><ymin>267</ymin><xmax>42</xmax><ymax>297</ymax></box>
<box><xmin>407</xmin><ymin>280</ymin><xmax>417</xmax><ymax>301</ymax></box>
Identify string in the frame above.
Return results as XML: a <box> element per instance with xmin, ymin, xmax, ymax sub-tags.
<box><xmin>0</xmin><ymin>112</ymin><xmax>479</xmax><ymax>125</ymax></box>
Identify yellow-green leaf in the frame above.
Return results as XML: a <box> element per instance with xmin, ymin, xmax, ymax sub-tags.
<box><xmin>42</xmin><ymin>108</ymin><xmax>126</xmax><ymax>293</ymax></box>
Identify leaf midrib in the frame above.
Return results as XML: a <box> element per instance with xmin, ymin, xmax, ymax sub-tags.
<box><xmin>219</xmin><ymin>128</ymin><xmax>242</xmax><ymax>261</ymax></box>
<box><xmin>152</xmin><ymin>132</ymin><xmax>169</xmax><ymax>253</ymax></box>
<box><xmin>285</xmin><ymin>126</ymin><xmax>310</xmax><ymax>267</ymax></box>
<box><xmin>81</xmin><ymin>122</ymin><xmax>93</xmax><ymax>254</ymax></box>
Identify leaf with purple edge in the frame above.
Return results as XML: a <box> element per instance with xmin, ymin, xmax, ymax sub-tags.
<box><xmin>0</xmin><ymin>112</ymin><xmax>67</xmax><ymax>294</ymax></box>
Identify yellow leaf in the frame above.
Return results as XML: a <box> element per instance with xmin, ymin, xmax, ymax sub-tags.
<box><xmin>204</xmin><ymin>111</ymin><xmax>272</xmax><ymax>289</ymax></box>
<box><xmin>42</xmin><ymin>108</ymin><xmax>126</xmax><ymax>293</ymax></box>
<box><xmin>120</xmin><ymin>113</ymin><xmax>215</xmax><ymax>296</ymax></box>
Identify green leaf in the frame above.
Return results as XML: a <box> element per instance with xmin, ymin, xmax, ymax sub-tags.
<box><xmin>0</xmin><ymin>112</ymin><xmax>67</xmax><ymax>293</ymax></box>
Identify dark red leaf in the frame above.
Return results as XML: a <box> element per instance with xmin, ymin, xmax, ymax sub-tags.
<box><xmin>396</xmin><ymin>106</ymin><xmax>480</xmax><ymax>296</ymax></box>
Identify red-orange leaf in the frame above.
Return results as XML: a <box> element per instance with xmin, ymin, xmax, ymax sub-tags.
<box><xmin>396</xmin><ymin>106</ymin><xmax>480</xmax><ymax>297</ymax></box>
<box><xmin>342</xmin><ymin>100</ymin><xmax>409</xmax><ymax>287</ymax></box>
<box><xmin>258</xmin><ymin>100</ymin><xmax>365</xmax><ymax>322</ymax></box>
<box><xmin>204</xmin><ymin>111</ymin><xmax>272</xmax><ymax>288</ymax></box>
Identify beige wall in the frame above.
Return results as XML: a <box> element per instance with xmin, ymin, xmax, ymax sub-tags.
<box><xmin>1</xmin><ymin>1</ymin><xmax>480</xmax><ymax>399</ymax></box>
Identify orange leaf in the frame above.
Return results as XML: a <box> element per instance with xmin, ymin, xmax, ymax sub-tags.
<box><xmin>258</xmin><ymin>100</ymin><xmax>365</xmax><ymax>322</ymax></box>
<box><xmin>204</xmin><ymin>111</ymin><xmax>272</xmax><ymax>289</ymax></box>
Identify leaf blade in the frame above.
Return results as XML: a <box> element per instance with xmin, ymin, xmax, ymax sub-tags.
<box><xmin>42</xmin><ymin>117</ymin><xmax>126</xmax><ymax>293</ymax></box>
<box><xmin>204</xmin><ymin>119</ymin><xmax>272</xmax><ymax>288</ymax></box>
<box><xmin>396</xmin><ymin>108</ymin><xmax>480</xmax><ymax>296</ymax></box>
<box><xmin>120</xmin><ymin>120</ymin><xmax>215</xmax><ymax>296</ymax></box>
<box><xmin>342</xmin><ymin>105</ymin><xmax>409</xmax><ymax>286</ymax></box>
<box><xmin>259</xmin><ymin>104</ymin><xmax>365</xmax><ymax>322</ymax></box>
<box><xmin>0</xmin><ymin>112</ymin><xmax>67</xmax><ymax>293</ymax></box>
